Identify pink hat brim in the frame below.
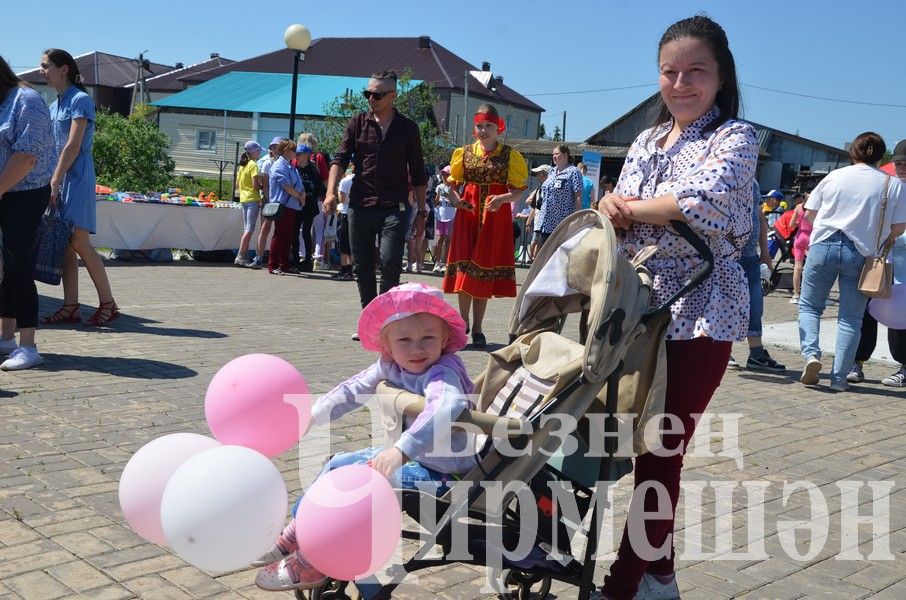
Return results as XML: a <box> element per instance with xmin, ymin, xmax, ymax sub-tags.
<box><xmin>358</xmin><ymin>286</ymin><xmax>468</xmax><ymax>354</ymax></box>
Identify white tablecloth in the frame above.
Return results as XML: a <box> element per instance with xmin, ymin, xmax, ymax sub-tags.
<box><xmin>91</xmin><ymin>200</ymin><xmax>257</xmax><ymax>251</ymax></box>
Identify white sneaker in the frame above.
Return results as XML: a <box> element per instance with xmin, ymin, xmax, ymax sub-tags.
<box><xmin>882</xmin><ymin>367</ymin><xmax>906</xmax><ymax>387</ymax></box>
<box><xmin>234</xmin><ymin>256</ymin><xmax>251</xmax><ymax>267</ymax></box>
<box><xmin>788</xmin><ymin>295</ymin><xmax>799</xmax><ymax>304</ymax></box>
<box><xmin>587</xmin><ymin>573</ymin><xmax>680</xmax><ymax>600</ymax></box>
<box><xmin>800</xmin><ymin>356</ymin><xmax>822</xmax><ymax>385</ymax></box>
<box><xmin>633</xmin><ymin>572</ymin><xmax>680</xmax><ymax>599</ymax></box>
<box><xmin>0</xmin><ymin>336</ymin><xmax>17</xmax><ymax>355</ymax></box>
<box><xmin>1</xmin><ymin>346</ymin><xmax>43</xmax><ymax>371</ymax></box>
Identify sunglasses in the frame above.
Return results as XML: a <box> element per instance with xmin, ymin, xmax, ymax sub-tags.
<box><xmin>362</xmin><ymin>90</ymin><xmax>392</xmax><ymax>100</ymax></box>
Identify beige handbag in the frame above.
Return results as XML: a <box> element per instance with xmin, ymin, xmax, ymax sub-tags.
<box><xmin>858</xmin><ymin>175</ymin><xmax>894</xmax><ymax>298</ymax></box>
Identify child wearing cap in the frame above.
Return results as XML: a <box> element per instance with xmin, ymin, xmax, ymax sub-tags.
<box><xmin>255</xmin><ymin>282</ymin><xmax>475</xmax><ymax>591</ymax></box>
<box><xmin>234</xmin><ymin>141</ymin><xmax>263</xmax><ymax>266</ymax></box>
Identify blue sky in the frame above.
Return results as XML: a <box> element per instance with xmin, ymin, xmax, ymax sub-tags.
<box><xmin>7</xmin><ymin>0</ymin><xmax>905</xmax><ymax>150</ymax></box>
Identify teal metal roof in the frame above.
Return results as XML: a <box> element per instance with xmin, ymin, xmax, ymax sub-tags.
<box><xmin>152</xmin><ymin>72</ymin><xmax>420</xmax><ymax>115</ymax></box>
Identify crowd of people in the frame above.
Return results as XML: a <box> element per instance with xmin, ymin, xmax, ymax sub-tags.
<box><xmin>2</xmin><ymin>17</ymin><xmax>905</xmax><ymax>599</ymax></box>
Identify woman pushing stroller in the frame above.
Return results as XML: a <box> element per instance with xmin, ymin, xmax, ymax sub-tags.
<box><xmin>593</xmin><ymin>15</ymin><xmax>758</xmax><ymax>600</ymax></box>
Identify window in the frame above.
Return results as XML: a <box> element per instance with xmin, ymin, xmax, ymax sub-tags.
<box><xmin>196</xmin><ymin>129</ymin><xmax>217</xmax><ymax>151</ymax></box>
<box><xmin>524</xmin><ymin>119</ymin><xmax>530</xmax><ymax>137</ymax></box>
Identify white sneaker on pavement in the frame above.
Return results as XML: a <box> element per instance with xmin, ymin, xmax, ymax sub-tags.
<box><xmin>800</xmin><ymin>356</ymin><xmax>822</xmax><ymax>385</ymax></box>
<box><xmin>587</xmin><ymin>573</ymin><xmax>680</xmax><ymax>600</ymax></box>
<box><xmin>1</xmin><ymin>346</ymin><xmax>43</xmax><ymax>371</ymax></box>
<box><xmin>633</xmin><ymin>572</ymin><xmax>680</xmax><ymax>599</ymax></box>
<box><xmin>0</xmin><ymin>336</ymin><xmax>18</xmax><ymax>355</ymax></box>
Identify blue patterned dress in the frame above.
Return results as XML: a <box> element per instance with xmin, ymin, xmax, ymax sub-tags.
<box><xmin>50</xmin><ymin>85</ymin><xmax>96</xmax><ymax>232</ymax></box>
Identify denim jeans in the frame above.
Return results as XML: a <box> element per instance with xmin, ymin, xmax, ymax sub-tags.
<box><xmin>291</xmin><ymin>446</ymin><xmax>451</xmax><ymax>516</ymax></box>
<box><xmin>347</xmin><ymin>205</ymin><xmax>408</xmax><ymax>308</ymax></box>
<box><xmin>798</xmin><ymin>231</ymin><xmax>869</xmax><ymax>384</ymax></box>
<box><xmin>738</xmin><ymin>254</ymin><xmax>762</xmax><ymax>338</ymax></box>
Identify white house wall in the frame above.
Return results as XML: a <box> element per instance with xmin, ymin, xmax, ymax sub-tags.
<box><xmin>158</xmin><ymin>111</ymin><xmax>253</xmax><ymax>178</ymax></box>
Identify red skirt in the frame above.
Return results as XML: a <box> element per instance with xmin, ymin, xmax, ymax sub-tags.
<box><xmin>442</xmin><ymin>182</ymin><xmax>516</xmax><ymax>299</ymax></box>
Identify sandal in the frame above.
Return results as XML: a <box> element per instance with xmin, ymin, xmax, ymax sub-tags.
<box><xmin>86</xmin><ymin>301</ymin><xmax>120</xmax><ymax>326</ymax></box>
<box><xmin>42</xmin><ymin>303</ymin><xmax>81</xmax><ymax>325</ymax></box>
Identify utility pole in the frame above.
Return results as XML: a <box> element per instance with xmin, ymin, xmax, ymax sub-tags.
<box><xmin>462</xmin><ymin>71</ymin><xmax>469</xmax><ymax>145</ymax></box>
<box><xmin>562</xmin><ymin>111</ymin><xmax>567</xmax><ymax>143</ymax></box>
<box><xmin>130</xmin><ymin>51</ymin><xmax>150</xmax><ymax>114</ymax></box>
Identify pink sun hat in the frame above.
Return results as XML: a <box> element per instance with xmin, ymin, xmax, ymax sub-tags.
<box><xmin>358</xmin><ymin>283</ymin><xmax>468</xmax><ymax>354</ymax></box>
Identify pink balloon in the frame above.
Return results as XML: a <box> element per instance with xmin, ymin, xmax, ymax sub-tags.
<box><xmin>296</xmin><ymin>465</ymin><xmax>402</xmax><ymax>581</ymax></box>
<box><xmin>869</xmin><ymin>284</ymin><xmax>906</xmax><ymax>329</ymax></box>
<box><xmin>118</xmin><ymin>433</ymin><xmax>221</xmax><ymax>545</ymax></box>
<box><xmin>205</xmin><ymin>354</ymin><xmax>311</xmax><ymax>457</ymax></box>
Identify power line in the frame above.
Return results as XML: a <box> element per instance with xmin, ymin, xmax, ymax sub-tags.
<box><xmin>742</xmin><ymin>84</ymin><xmax>906</xmax><ymax>109</ymax></box>
<box><xmin>524</xmin><ymin>84</ymin><xmax>654</xmax><ymax>96</ymax></box>
<box><xmin>522</xmin><ymin>81</ymin><xmax>906</xmax><ymax>109</ymax></box>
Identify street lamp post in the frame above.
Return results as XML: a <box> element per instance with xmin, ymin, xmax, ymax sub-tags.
<box><xmin>284</xmin><ymin>24</ymin><xmax>311</xmax><ymax>140</ymax></box>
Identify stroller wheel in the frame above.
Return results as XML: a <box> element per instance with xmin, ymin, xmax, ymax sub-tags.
<box><xmin>761</xmin><ymin>278</ymin><xmax>771</xmax><ymax>297</ymax></box>
<box><xmin>492</xmin><ymin>568</ymin><xmax>552</xmax><ymax>600</ymax></box>
<box><xmin>298</xmin><ymin>578</ymin><xmax>355</xmax><ymax>600</ymax></box>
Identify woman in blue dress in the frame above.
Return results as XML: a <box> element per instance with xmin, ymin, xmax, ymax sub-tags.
<box><xmin>41</xmin><ymin>49</ymin><xmax>119</xmax><ymax>326</ymax></box>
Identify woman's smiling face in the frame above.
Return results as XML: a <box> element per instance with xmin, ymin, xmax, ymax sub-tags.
<box><xmin>658</xmin><ymin>36</ymin><xmax>722</xmax><ymax>128</ymax></box>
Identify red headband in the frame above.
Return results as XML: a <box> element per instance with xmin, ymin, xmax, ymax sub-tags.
<box><xmin>473</xmin><ymin>113</ymin><xmax>505</xmax><ymax>133</ymax></box>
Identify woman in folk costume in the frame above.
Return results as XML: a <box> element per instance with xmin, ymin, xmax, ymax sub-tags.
<box><xmin>442</xmin><ymin>103</ymin><xmax>527</xmax><ymax>348</ymax></box>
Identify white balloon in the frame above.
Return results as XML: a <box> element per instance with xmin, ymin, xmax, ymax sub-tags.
<box><xmin>160</xmin><ymin>445</ymin><xmax>288</xmax><ymax>572</ymax></box>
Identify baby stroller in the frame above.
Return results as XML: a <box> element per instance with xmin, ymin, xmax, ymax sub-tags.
<box><xmin>298</xmin><ymin>211</ymin><xmax>713</xmax><ymax>600</ymax></box>
<box><xmin>764</xmin><ymin>222</ymin><xmax>798</xmax><ymax>296</ymax></box>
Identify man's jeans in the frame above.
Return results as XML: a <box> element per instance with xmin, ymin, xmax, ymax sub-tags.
<box><xmin>798</xmin><ymin>231</ymin><xmax>869</xmax><ymax>385</ymax></box>
<box><xmin>739</xmin><ymin>254</ymin><xmax>763</xmax><ymax>338</ymax></box>
<box><xmin>348</xmin><ymin>204</ymin><xmax>408</xmax><ymax>308</ymax></box>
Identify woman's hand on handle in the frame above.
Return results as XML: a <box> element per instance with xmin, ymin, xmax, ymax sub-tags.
<box><xmin>597</xmin><ymin>193</ymin><xmax>634</xmax><ymax>229</ymax></box>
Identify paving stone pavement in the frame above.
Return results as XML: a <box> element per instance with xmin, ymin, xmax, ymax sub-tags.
<box><xmin>0</xmin><ymin>259</ymin><xmax>903</xmax><ymax>599</ymax></box>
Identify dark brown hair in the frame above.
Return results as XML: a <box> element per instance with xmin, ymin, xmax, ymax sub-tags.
<box><xmin>239</xmin><ymin>151</ymin><xmax>250</xmax><ymax>167</ymax></box>
<box><xmin>555</xmin><ymin>144</ymin><xmax>572</xmax><ymax>161</ymax></box>
<box><xmin>848</xmin><ymin>132</ymin><xmax>886</xmax><ymax>165</ymax></box>
<box><xmin>0</xmin><ymin>55</ymin><xmax>26</xmax><ymax>102</ymax></box>
<box><xmin>43</xmin><ymin>49</ymin><xmax>88</xmax><ymax>93</ymax></box>
<box><xmin>650</xmin><ymin>15</ymin><xmax>740</xmax><ymax>133</ymax></box>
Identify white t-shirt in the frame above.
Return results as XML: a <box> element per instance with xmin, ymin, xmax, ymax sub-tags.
<box><xmin>338</xmin><ymin>174</ymin><xmax>354</xmax><ymax>215</ymax></box>
<box><xmin>805</xmin><ymin>164</ymin><xmax>906</xmax><ymax>257</ymax></box>
<box><xmin>434</xmin><ymin>183</ymin><xmax>456</xmax><ymax>222</ymax></box>
<box><xmin>257</xmin><ymin>155</ymin><xmax>275</xmax><ymax>177</ymax></box>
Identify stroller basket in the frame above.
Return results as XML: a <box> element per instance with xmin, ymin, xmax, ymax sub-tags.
<box><xmin>314</xmin><ymin>211</ymin><xmax>713</xmax><ymax>600</ymax></box>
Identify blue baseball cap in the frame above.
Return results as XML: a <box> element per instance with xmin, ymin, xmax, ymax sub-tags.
<box><xmin>764</xmin><ymin>189</ymin><xmax>784</xmax><ymax>200</ymax></box>
<box><xmin>295</xmin><ymin>143</ymin><xmax>312</xmax><ymax>154</ymax></box>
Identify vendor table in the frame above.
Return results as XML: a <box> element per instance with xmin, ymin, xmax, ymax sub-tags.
<box><xmin>90</xmin><ymin>200</ymin><xmax>258</xmax><ymax>251</ymax></box>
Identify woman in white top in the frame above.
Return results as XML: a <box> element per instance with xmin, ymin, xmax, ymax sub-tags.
<box><xmin>798</xmin><ymin>132</ymin><xmax>906</xmax><ymax>391</ymax></box>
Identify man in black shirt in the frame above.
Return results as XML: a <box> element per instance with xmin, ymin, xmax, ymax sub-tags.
<box><xmin>325</xmin><ymin>70</ymin><xmax>427</xmax><ymax>315</ymax></box>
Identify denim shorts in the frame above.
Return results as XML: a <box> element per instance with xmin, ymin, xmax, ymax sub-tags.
<box><xmin>242</xmin><ymin>202</ymin><xmax>260</xmax><ymax>233</ymax></box>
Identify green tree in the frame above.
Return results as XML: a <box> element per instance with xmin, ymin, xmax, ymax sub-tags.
<box><xmin>314</xmin><ymin>70</ymin><xmax>454</xmax><ymax>167</ymax></box>
<box><xmin>552</xmin><ymin>126</ymin><xmax>562</xmax><ymax>142</ymax></box>
<box><xmin>94</xmin><ymin>106</ymin><xmax>175</xmax><ymax>192</ymax></box>
<box><xmin>538</xmin><ymin>123</ymin><xmax>546</xmax><ymax>140</ymax></box>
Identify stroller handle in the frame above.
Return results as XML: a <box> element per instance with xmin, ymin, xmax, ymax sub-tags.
<box><xmin>648</xmin><ymin>220</ymin><xmax>714</xmax><ymax>317</ymax></box>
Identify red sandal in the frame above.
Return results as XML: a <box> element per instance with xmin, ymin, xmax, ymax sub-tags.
<box><xmin>41</xmin><ymin>303</ymin><xmax>81</xmax><ymax>324</ymax></box>
<box><xmin>87</xmin><ymin>301</ymin><xmax>120</xmax><ymax>326</ymax></box>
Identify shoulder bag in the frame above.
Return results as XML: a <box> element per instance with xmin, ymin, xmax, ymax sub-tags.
<box><xmin>261</xmin><ymin>201</ymin><xmax>284</xmax><ymax>221</ymax></box>
<box><xmin>858</xmin><ymin>175</ymin><xmax>894</xmax><ymax>298</ymax></box>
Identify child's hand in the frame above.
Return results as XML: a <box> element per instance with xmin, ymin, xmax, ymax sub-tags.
<box><xmin>368</xmin><ymin>447</ymin><xmax>407</xmax><ymax>479</ymax></box>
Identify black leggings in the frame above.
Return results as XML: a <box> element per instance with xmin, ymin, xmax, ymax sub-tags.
<box><xmin>855</xmin><ymin>308</ymin><xmax>906</xmax><ymax>365</ymax></box>
<box><xmin>299</xmin><ymin>211</ymin><xmax>315</xmax><ymax>264</ymax></box>
<box><xmin>0</xmin><ymin>185</ymin><xmax>50</xmax><ymax>329</ymax></box>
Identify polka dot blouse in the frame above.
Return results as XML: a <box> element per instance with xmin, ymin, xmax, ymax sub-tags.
<box><xmin>615</xmin><ymin>107</ymin><xmax>758</xmax><ymax>342</ymax></box>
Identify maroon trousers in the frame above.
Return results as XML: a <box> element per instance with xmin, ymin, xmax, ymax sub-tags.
<box><xmin>601</xmin><ymin>337</ymin><xmax>732</xmax><ymax>599</ymax></box>
<box><xmin>268</xmin><ymin>207</ymin><xmax>299</xmax><ymax>272</ymax></box>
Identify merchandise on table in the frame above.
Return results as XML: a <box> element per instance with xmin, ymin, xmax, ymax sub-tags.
<box><xmin>95</xmin><ymin>187</ymin><xmax>241</xmax><ymax>209</ymax></box>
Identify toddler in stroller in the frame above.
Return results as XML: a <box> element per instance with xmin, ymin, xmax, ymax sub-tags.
<box><xmin>255</xmin><ymin>282</ymin><xmax>476</xmax><ymax>591</ymax></box>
